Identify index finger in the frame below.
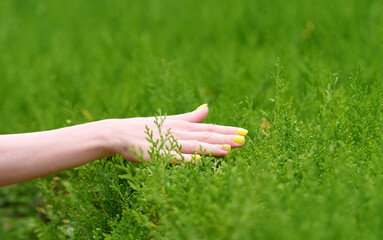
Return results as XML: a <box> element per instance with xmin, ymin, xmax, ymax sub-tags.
<box><xmin>185</xmin><ymin>123</ymin><xmax>248</xmax><ymax>136</ymax></box>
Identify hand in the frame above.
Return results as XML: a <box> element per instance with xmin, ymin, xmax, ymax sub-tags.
<box><xmin>108</xmin><ymin>104</ymin><xmax>248</xmax><ymax>163</ymax></box>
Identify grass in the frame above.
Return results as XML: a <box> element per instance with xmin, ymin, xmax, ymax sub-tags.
<box><xmin>1</xmin><ymin>0</ymin><xmax>383</xmax><ymax>239</ymax></box>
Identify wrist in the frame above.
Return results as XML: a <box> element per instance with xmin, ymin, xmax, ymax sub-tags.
<box><xmin>91</xmin><ymin>119</ymin><xmax>119</xmax><ymax>158</ymax></box>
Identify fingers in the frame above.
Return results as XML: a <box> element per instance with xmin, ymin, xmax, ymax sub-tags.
<box><xmin>124</xmin><ymin>144</ymin><xmax>203</xmax><ymax>164</ymax></box>
<box><xmin>125</xmin><ymin>139</ymin><xmax>233</xmax><ymax>163</ymax></box>
<box><xmin>165</xmin><ymin>104</ymin><xmax>248</xmax><ymax>137</ymax></box>
<box><xmin>167</xmin><ymin>104</ymin><xmax>209</xmax><ymax>123</ymax></box>
<box><xmin>172</xmin><ymin>131</ymin><xmax>245</xmax><ymax>147</ymax></box>
<box><xmin>177</xmin><ymin>140</ymin><xmax>238</xmax><ymax>156</ymax></box>
<box><xmin>185</xmin><ymin>122</ymin><xmax>248</xmax><ymax>137</ymax></box>
<box><xmin>167</xmin><ymin>151</ymin><xmax>201</xmax><ymax>164</ymax></box>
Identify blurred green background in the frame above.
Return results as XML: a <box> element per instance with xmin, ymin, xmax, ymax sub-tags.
<box><xmin>1</xmin><ymin>0</ymin><xmax>383</xmax><ymax>239</ymax></box>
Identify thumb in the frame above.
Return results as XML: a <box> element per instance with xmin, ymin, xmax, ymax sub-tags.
<box><xmin>167</xmin><ymin>104</ymin><xmax>209</xmax><ymax>123</ymax></box>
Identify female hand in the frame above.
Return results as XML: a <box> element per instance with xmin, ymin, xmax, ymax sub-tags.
<box><xmin>108</xmin><ymin>104</ymin><xmax>248</xmax><ymax>163</ymax></box>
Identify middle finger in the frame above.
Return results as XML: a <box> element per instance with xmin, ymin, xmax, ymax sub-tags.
<box><xmin>172</xmin><ymin>131</ymin><xmax>245</xmax><ymax>147</ymax></box>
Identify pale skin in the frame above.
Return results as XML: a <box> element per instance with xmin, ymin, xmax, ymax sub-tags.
<box><xmin>0</xmin><ymin>105</ymin><xmax>247</xmax><ymax>187</ymax></box>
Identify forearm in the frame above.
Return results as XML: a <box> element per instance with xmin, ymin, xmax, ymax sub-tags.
<box><xmin>0</xmin><ymin>120</ymin><xmax>114</xmax><ymax>186</ymax></box>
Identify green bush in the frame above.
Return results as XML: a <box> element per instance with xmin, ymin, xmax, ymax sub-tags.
<box><xmin>1</xmin><ymin>0</ymin><xmax>383</xmax><ymax>239</ymax></box>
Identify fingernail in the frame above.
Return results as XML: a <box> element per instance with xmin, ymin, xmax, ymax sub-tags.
<box><xmin>237</xmin><ymin>128</ymin><xmax>248</xmax><ymax>136</ymax></box>
<box><xmin>220</xmin><ymin>144</ymin><xmax>231</xmax><ymax>151</ymax></box>
<box><xmin>196</xmin><ymin>103</ymin><xmax>208</xmax><ymax>110</ymax></box>
<box><xmin>233</xmin><ymin>136</ymin><xmax>245</xmax><ymax>144</ymax></box>
<box><xmin>191</xmin><ymin>155</ymin><xmax>201</xmax><ymax>161</ymax></box>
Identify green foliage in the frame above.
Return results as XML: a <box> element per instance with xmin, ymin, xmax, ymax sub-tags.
<box><xmin>2</xmin><ymin>0</ymin><xmax>383</xmax><ymax>239</ymax></box>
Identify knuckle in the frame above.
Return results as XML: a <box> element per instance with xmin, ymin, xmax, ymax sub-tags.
<box><xmin>207</xmin><ymin>124</ymin><xmax>216</xmax><ymax>132</ymax></box>
<box><xmin>184</xmin><ymin>121</ymin><xmax>194</xmax><ymax>129</ymax></box>
<box><xmin>202</xmin><ymin>132</ymin><xmax>213</xmax><ymax>141</ymax></box>
<box><xmin>190</xmin><ymin>140</ymin><xmax>201</xmax><ymax>150</ymax></box>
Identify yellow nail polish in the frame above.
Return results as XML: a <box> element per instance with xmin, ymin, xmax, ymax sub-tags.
<box><xmin>221</xmin><ymin>144</ymin><xmax>231</xmax><ymax>151</ymax></box>
<box><xmin>237</xmin><ymin>128</ymin><xmax>248</xmax><ymax>136</ymax></box>
<box><xmin>233</xmin><ymin>136</ymin><xmax>244</xmax><ymax>144</ymax></box>
<box><xmin>196</xmin><ymin>103</ymin><xmax>208</xmax><ymax>110</ymax></box>
<box><xmin>191</xmin><ymin>155</ymin><xmax>201</xmax><ymax>161</ymax></box>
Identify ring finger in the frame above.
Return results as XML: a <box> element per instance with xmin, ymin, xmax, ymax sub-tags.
<box><xmin>177</xmin><ymin>140</ymin><xmax>238</xmax><ymax>156</ymax></box>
